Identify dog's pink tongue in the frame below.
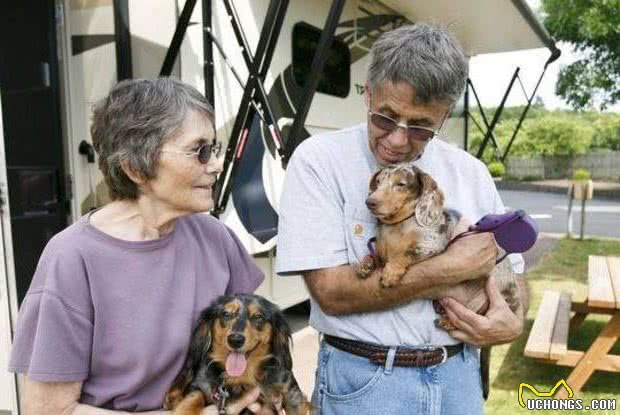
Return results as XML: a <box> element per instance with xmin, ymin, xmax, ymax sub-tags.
<box><xmin>225</xmin><ymin>352</ymin><xmax>247</xmax><ymax>377</ymax></box>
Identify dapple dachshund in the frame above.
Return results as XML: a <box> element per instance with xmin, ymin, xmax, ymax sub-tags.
<box><xmin>357</xmin><ymin>163</ymin><xmax>522</xmax><ymax>329</ymax></box>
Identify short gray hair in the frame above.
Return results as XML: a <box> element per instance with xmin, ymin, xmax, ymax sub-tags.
<box><xmin>367</xmin><ymin>23</ymin><xmax>468</xmax><ymax>105</ymax></box>
<box><xmin>91</xmin><ymin>77</ymin><xmax>214</xmax><ymax>200</ymax></box>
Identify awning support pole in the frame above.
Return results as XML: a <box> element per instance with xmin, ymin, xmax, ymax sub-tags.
<box><xmin>474</xmin><ymin>67</ymin><xmax>520</xmax><ymax>159</ymax></box>
<box><xmin>160</xmin><ymin>0</ymin><xmax>198</xmax><ymax>76</ymax></box>
<box><xmin>212</xmin><ymin>0</ymin><xmax>289</xmax><ymax>214</ymax></box>
<box><xmin>501</xmin><ymin>63</ymin><xmax>550</xmax><ymax>162</ymax></box>
<box><xmin>113</xmin><ymin>0</ymin><xmax>133</xmax><ymax>80</ymax></box>
<box><xmin>202</xmin><ymin>0</ymin><xmax>214</xmax><ymax>105</ymax></box>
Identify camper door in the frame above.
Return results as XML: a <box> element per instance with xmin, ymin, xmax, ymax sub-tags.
<box><xmin>0</xmin><ymin>82</ymin><xmax>20</xmax><ymax>415</ymax></box>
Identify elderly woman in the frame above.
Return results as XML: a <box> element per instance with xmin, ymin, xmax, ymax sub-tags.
<box><xmin>9</xmin><ymin>78</ymin><xmax>267</xmax><ymax>414</ymax></box>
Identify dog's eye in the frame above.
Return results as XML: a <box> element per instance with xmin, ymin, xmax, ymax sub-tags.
<box><xmin>396</xmin><ymin>182</ymin><xmax>407</xmax><ymax>187</ymax></box>
<box><xmin>221</xmin><ymin>310</ymin><xmax>234</xmax><ymax>320</ymax></box>
<box><xmin>250</xmin><ymin>314</ymin><xmax>265</xmax><ymax>323</ymax></box>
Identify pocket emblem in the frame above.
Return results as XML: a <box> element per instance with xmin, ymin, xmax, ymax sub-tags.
<box><xmin>354</xmin><ymin>224</ymin><xmax>364</xmax><ymax>236</ymax></box>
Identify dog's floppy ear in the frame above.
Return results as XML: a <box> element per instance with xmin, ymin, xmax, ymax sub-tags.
<box><xmin>369</xmin><ymin>169</ymin><xmax>381</xmax><ymax>192</ymax></box>
<box><xmin>165</xmin><ymin>303</ymin><xmax>218</xmax><ymax>407</ymax></box>
<box><xmin>414</xmin><ymin>171</ymin><xmax>444</xmax><ymax>227</ymax></box>
<box><xmin>269</xmin><ymin>305</ymin><xmax>293</xmax><ymax>370</ymax></box>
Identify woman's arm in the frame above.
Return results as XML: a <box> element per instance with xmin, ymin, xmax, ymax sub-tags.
<box><xmin>22</xmin><ymin>377</ymin><xmax>267</xmax><ymax>415</ymax></box>
<box><xmin>22</xmin><ymin>377</ymin><xmax>170</xmax><ymax>415</ymax></box>
<box><xmin>23</xmin><ymin>377</ymin><xmax>82</xmax><ymax>415</ymax></box>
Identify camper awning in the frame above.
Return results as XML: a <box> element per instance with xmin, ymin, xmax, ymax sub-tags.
<box><xmin>381</xmin><ymin>0</ymin><xmax>559</xmax><ymax>57</ymax></box>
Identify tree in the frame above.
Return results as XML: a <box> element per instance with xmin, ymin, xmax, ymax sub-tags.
<box><xmin>541</xmin><ymin>0</ymin><xmax>620</xmax><ymax>111</ymax></box>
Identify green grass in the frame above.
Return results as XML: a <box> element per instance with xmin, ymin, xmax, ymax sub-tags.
<box><xmin>485</xmin><ymin>238</ymin><xmax>620</xmax><ymax>415</ymax></box>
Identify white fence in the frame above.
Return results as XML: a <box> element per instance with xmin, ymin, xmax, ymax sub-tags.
<box><xmin>506</xmin><ymin>151</ymin><xmax>620</xmax><ymax>180</ymax></box>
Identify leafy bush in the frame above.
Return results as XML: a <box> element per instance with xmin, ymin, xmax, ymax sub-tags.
<box><xmin>573</xmin><ymin>169</ymin><xmax>591</xmax><ymax>181</ymax></box>
<box><xmin>467</xmin><ymin>108</ymin><xmax>619</xmax><ymax>160</ymax></box>
<box><xmin>487</xmin><ymin>161</ymin><xmax>506</xmax><ymax>177</ymax></box>
<box><xmin>510</xmin><ymin>115</ymin><xmax>594</xmax><ymax>157</ymax></box>
<box><xmin>590</xmin><ymin>114</ymin><xmax>620</xmax><ymax>151</ymax></box>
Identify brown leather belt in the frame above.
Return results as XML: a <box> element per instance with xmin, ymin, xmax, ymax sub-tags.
<box><xmin>324</xmin><ymin>335</ymin><xmax>463</xmax><ymax>367</ymax></box>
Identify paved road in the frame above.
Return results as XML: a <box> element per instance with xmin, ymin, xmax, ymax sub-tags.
<box><xmin>499</xmin><ymin>190</ymin><xmax>620</xmax><ymax>238</ymax></box>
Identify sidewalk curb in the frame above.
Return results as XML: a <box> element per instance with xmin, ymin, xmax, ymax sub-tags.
<box><xmin>496</xmin><ymin>180</ymin><xmax>620</xmax><ymax>201</ymax></box>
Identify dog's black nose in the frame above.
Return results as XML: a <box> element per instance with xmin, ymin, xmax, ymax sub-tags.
<box><xmin>227</xmin><ymin>333</ymin><xmax>245</xmax><ymax>349</ymax></box>
<box><xmin>366</xmin><ymin>198</ymin><xmax>378</xmax><ymax>210</ymax></box>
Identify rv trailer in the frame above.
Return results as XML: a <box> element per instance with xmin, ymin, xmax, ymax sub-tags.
<box><xmin>0</xmin><ymin>1</ymin><xmax>559</xmax><ymax>413</ymax></box>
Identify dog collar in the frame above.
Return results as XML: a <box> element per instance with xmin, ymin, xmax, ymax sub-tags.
<box><xmin>211</xmin><ymin>384</ymin><xmax>230</xmax><ymax>415</ymax></box>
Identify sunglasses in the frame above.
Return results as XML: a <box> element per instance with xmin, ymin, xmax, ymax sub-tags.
<box><xmin>162</xmin><ymin>141</ymin><xmax>223</xmax><ymax>164</ymax></box>
<box><xmin>368</xmin><ymin>110</ymin><xmax>439</xmax><ymax>142</ymax></box>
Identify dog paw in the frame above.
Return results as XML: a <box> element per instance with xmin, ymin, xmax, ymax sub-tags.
<box><xmin>356</xmin><ymin>255</ymin><xmax>377</xmax><ymax>279</ymax></box>
<box><xmin>502</xmin><ymin>285</ymin><xmax>521</xmax><ymax>313</ymax></box>
<box><xmin>434</xmin><ymin>318</ymin><xmax>457</xmax><ymax>331</ymax></box>
<box><xmin>432</xmin><ymin>300</ymin><xmax>445</xmax><ymax>315</ymax></box>
<box><xmin>381</xmin><ymin>271</ymin><xmax>402</xmax><ymax>288</ymax></box>
<box><xmin>380</xmin><ymin>266</ymin><xmax>403</xmax><ymax>287</ymax></box>
<box><xmin>163</xmin><ymin>389</ymin><xmax>183</xmax><ymax>410</ymax></box>
<box><xmin>507</xmin><ymin>297</ymin><xmax>521</xmax><ymax>313</ymax></box>
<box><xmin>433</xmin><ymin>303</ymin><xmax>457</xmax><ymax>331</ymax></box>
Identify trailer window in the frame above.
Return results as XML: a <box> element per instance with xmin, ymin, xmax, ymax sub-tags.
<box><xmin>292</xmin><ymin>22</ymin><xmax>350</xmax><ymax>98</ymax></box>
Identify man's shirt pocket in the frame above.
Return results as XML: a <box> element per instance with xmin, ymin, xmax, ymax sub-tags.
<box><xmin>343</xmin><ymin>204</ymin><xmax>378</xmax><ymax>265</ymax></box>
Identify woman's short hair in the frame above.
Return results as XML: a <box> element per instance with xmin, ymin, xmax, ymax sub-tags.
<box><xmin>367</xmin><ymin>23</ymin><xmax>468</xmax><ymax>105</ymax></box>
<box><xmin>91</xmin><ymin>77</ymin><xmax>214</xmax><ymax>200</ymax></box>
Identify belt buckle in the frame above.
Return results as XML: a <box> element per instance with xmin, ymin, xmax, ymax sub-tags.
<box><xmin>416</xmin><ymin>345</ymin><xmax>448</xmax><ymax>365</ymax></box>
<box><xmin>439</xmin><ymin>345</ymin><xmax>448</xmax><ymax>364</ymax></box>
<box><xmin>412</xmin><ymin>345</ymin><xmax>447</xmax><ymax>366</ymax></box>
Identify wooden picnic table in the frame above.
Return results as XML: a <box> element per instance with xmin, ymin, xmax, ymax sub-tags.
<box><xmin>524</xmin><ymin>255</ymin><xmax>620</xmax><ymax>398</ymax></box>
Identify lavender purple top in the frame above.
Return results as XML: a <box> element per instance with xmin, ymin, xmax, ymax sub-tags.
<box><xmin>8</xmin><ymin>213</ymin><xmax>263</xmax><ymax>411</ymax></box>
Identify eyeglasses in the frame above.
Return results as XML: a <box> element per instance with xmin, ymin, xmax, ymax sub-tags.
<box><xmin>162</xmin><ymin>141</ymin><xmax>223</xmax><ymax>164</ymax></box>
<box><xmin>368</xmin><ymin>110</ymin><xmax>439</xmax><ymax>142</ymax></box>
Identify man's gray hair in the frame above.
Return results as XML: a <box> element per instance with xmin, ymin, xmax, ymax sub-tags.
<box><xmin>367</xmin><ymin>23</ymin><xmax>468</xmax><ymax>105</ymax></box>
<box><xmin>91</xmin><ymin>77</ymin><xmax>214</xmax><ymax>200</ymax></box>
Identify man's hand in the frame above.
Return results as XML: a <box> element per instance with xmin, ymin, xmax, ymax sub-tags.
<box><xmin>440</xmin><ymin>217</ymin><xmax>498</xmax><ymax>283</ymax></box>
<box><xmin>438</xmin><ymin>275</ymin><xmax>524</xmax><ymax>347</ymax></box>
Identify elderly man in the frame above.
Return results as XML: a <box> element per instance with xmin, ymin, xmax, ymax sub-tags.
<box><xmin>276</xmin><ymin>24</ymin><xmax>527</xmax><ymax>414</ymax></box>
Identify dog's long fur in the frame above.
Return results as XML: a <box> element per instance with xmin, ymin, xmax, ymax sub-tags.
<box><xmin>358</xmin><ymin>164</ymin><xmax>522</xmax><ymax>325</ymax></box>
<box><xmin>164</xmin><ymin>294</ymin><xmax>312</xmax><ymax>415</ymax></box>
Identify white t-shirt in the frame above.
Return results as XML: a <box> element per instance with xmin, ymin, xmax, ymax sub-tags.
<box><xmin>276</xmin><ymin>123</ymin><xmax>524</xmax><ymax>346</ymax></box>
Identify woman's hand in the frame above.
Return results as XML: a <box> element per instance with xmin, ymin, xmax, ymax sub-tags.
<box><xmin>202</xmin><ymin>388</ymin><xmax>284</xmax><ymax>415</ymax></box>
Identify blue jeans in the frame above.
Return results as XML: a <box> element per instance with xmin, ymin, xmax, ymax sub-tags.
<box><xmin>311</xmin><ymin>341</ymin><xmax>483</xmax><ymax>415</ymax></box>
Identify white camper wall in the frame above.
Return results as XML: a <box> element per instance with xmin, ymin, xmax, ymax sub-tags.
<box><xmin>67</xmin><ymin>0</ymin><xmax>118</xmax><ymax>217</ymax></box>
<box><xmin>129</xmin><ymin>1</ymin><xmax>178</xmax><ymax>79</ymax></box>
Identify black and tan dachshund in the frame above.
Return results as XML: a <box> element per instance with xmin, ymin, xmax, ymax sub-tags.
<box><xmin>164</xmin><ymin>294</ymin><xmax>312</xmax><ymax>415</ymax></box>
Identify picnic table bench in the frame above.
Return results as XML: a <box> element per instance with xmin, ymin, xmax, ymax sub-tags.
<box><xmin>524</xmin><ymin>255</ymin><xmax>620</xmax><ymax>398</ymax></box>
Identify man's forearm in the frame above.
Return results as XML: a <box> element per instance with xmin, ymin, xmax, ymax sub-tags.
<box><xmin>305</xmin><ymin>231</ymin><xmax>498</xmax><ymax>315</ymax></box>
<box><xmin>304</xmin><ymin>252</ymin><xmax>471</xmax><ymax>315</ymax></box>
